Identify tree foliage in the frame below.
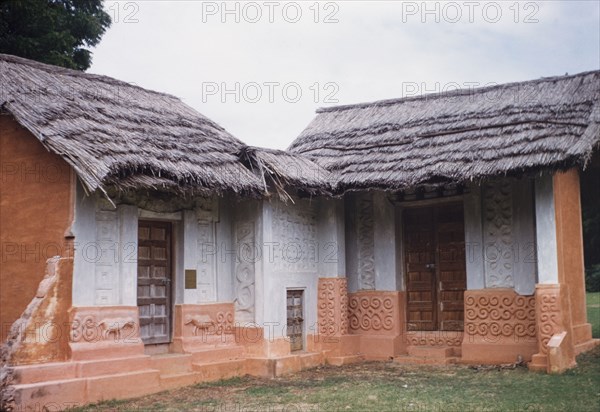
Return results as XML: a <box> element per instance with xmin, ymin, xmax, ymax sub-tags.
<box><xmin>0</xmin><ymin>0</ymin><xmax>111</xmax><ymax>71</ymax></box>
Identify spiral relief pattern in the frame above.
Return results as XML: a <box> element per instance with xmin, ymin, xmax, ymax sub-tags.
<box><xmin>348</xmin><ymin>294</ymin><xmax>395</xmax><ymax>333</ymax></box>
<box><xmin>317</xmin><ymin>278</ymin><xmax>348</xmax><ymax>336</ymax></box>
<box><xmin>464</xmin><ymin>291</ymin><xmax>536</xmax><ymax>340</ymax></box>
<box><xmin>537</xmin><ymin>291</ymin><xmax>562</xmax><ymax>354</ymax></box>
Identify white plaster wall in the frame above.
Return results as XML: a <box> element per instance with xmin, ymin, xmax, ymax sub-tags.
<box><xmin>534</xmin><ymin>174</ymin><xmax>559</xmax><ymax>284</ymax></box>
<box><xmin>72</xmin><ymin>183</ymin><xmax>138</xmax><ymax>306</ymax></box>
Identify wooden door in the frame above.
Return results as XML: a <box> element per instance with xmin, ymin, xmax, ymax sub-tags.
<box><xmin>286</xmin><ymin>290</ymin><xmax>304</xmax><ymax>352</ymax></box>
<box><xmin>137</xmin><ymin>220</ymin><xmax>173</xmax><ymax>344</ymax></box>
<box><xmin>404</xmin><ymin>204</ymin><xmax>466</xmax><ymax>331</ymax></box>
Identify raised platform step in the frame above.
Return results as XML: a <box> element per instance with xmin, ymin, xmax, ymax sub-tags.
<box><xmin>12</xmin><ymin>361</ymin><xmax>77</xmax><ymax>384</ymax></box>
<box><xmin>151</xmin><ymin>353</ymin><xmax>193</xmax><ymax>374</ymax></box>
<box><xmin>574</xmin><ymin>338</ymin><xmax>600</xmax><ymax>355</ymax></box>
<box><xmin>190</xmin><ymin>345</ymin><xmax>245</xmax><ymax>363</ymax></box>
<box><xmin>326</xmin><ymin>355</ymin><xmax>364</xmax><ymax>366</ymax></box>
<box><xmin>394</xmin><ymin>355</ymin><xmax>459</xmax><ymax>365</ymax></box>
<box><xmin>192</xmin><ymin>358</ymin><xmax>246</xmax><ymax>381</ymax></box>
<box><xmin>407</xmin><ymin>345</ymin><xmax>456</xmax><ymax>358</ymax></box>
<box><xmin>77</xmin><ymin>355</ymin><xmax>152</xmax><ymax>378</ymax></box>
<box><xmin>159</xmin><ymin>371</ymin><xmax>202</xmax><ymax>390</ymax></box>
<box><xmin>12</xmin><ymin>369</ymin><xmax>161</xmax><ymax>409</ymax></box>
<box><xmin>298</xmin><ymin>352</ymin><xmax>324</xmax><ymax>369</ymax></box>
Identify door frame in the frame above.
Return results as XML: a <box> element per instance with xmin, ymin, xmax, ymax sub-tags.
<box><xmin>137</xmin><ymin>219</ymin><xmax>175</xmax><ymax>345</ymax></box>
<box><xmin>286</xmin><ymin>288</ymin><xmax>305</xmax><ymax>352</ymax></box>
<box><xmin>401</xmin><ymin>200</ymin><xmax>466</xmax><ymax>332</ymax></box>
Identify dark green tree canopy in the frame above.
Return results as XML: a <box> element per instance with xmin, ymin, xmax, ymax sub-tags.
<box><xmin>0</xmin><ymin>0</ymin><xmax>111</xmax><ymax>71</ymax></box>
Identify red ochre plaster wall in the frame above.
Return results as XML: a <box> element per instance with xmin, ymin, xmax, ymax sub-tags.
<box><xmin>0</xmin><ymin>115</ymin><xmax>75</xmax><ymax>342</ymax></box>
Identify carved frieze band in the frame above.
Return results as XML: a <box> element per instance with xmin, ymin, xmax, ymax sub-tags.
<box><xmin>357</xmin><ymin>196</ymin><xmax>375</xmax><ymax>290</ymax></box>
<box><xmin>536</xmin><ymin>287</ymin><xmax>563</xmax><ymax>355</ymax></box>
<box><xmin>482</xmin><ymin>181</ymin><xmax>514</xmax><ymax>288</ymax></box>
<box><xmin>348</xmin><ymin>294</ymin><xmax>394</xmax><ymax>333</ymax></box>
<box><xmin>184</xmin><ymin>310</ymin><xmax>234</xmax><ymax>336</ymax></box>
<box><xmin>70</xmin><ymin>309</ymin><xmax>139</xmax><ymax>343</ymax></box>
<box><xmin>234</xmin><ymin>222</ymin><xmax>255</xmax><ymax>323</ymax></box>
<box><xmin>464</xmin><ymin>290</ymin><xmax>536</xmax><ymax>340</ymax></box>
<box><xmin>317</xmin><ymin>278</ymin><xmax>349</xmax><ymax>336</ymax></box>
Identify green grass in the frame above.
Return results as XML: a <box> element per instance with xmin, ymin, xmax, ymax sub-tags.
<box><xmin>76</xmin><ymin>348</ymin><xmax>600</xmax><ymax>412</ymax></box>
<box><xmin>73</xmin><ymin>295</ymin><xmax>600</xmax><ymax>412</ymax></box>
<box><xmin>587</xmin><ymin>292</ymin><xmax>600</xmax><ymax>338</ymax></box>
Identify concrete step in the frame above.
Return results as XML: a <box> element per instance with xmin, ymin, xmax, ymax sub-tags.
<box><xmin>151</xmin><ymin>353</ymin><xmax>193</xmax><ymax>374</ymax></box>
<box><xmin>192</xmin><ymin>358</ymin><xmax>246</xmax><ymax>381</ymax></box>
<box><xmin>394</xmin><ymin>356</ymin><xmax>458</xmax><ymax>365</ymax></box>
<box><xmin>574</xmin><ymin>338</ymin><xmax>600</xmax><ymax>355</ymax></box>
<box><xmin>12</xmin><ymin>378</ymin><xmax>86</xmax><ymax>410</ymax></box>
<box><xmin>407</xmin><ymin>345</ymin><xmax>455</xmax><ymax>358</ymax></box>
<box><xmin>190</xmin><ymin>345</ymin><xmax>245</xmax><ymax>363</ymax></box>
<box><xmin>159</xmin><ymin>371</ymin><xmax>202</xmax><ymax>390</ymax></box>
<box><xmin>12</xmin><ymin>361</ymin><xmax>77</xmax><ymax>384</ymax></box>
<box><xmin>326</xmin><ymin>355</ymin><xmax>364</xmax><ymax>366</ymax></box>
<box><xmin>77</xmin><ymin>355</ymin><xmax>152</xmax><ymax>378</ymax></box>
<box><xmin>86</xmin><ymin>369</ymin><xmax>161</xmax><ymax>403</ymax></box>
<box><xmin>298</xmin><ymin>352</ymin><xmax>324</xmax><ymax>369</ymax></box>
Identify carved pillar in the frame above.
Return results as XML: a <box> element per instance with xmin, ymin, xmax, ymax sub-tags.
<box><xmin>317</xmin><ymin>278</ymin><xmax>348</xmax><ymax>337</ymax></box>
<box><xmin>529</xmin><ymin>284</ymin><xmax>576</xmax><ymax>373</ymax></box>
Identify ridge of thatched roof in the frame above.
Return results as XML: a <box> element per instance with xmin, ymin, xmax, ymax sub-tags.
<box><xmin>237</xmin><ymin>146</ymin><xmax>333</xmax><ymax>201</ymax></box>
<box><xmin>289</xmin><ymin>70</ymin><xmax>600</xmax><ymax>193</ymax></box>
<box><xmin>0</xmin><ymin>53</ymin><xmax>263</xmax><ymax>197</ymax></box>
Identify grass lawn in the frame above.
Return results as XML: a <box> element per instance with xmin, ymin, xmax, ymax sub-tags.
<box><xmin>587</xmin><ymin>292</ymin><xmax>600</xmax><ymax>338</ymax></box>
<box><xmin>76</xmin><ymin>295</ymin><xmax>600</xmax><ymax>412</ymax></box>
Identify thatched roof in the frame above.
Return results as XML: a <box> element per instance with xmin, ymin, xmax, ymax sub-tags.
<box><xmin>0</xmin><ymin>53</ymin><xmax>265</xmax><ymax>197</ymax></box>
<box><xmin>238</xmin><ymin>146</ymin><xmax>333</xmax><ymax>200</ymax></box>
<box><xmin>289</xmin><ymin>71</ymin><xmax>600</xmax><ymax>193</ymax></box>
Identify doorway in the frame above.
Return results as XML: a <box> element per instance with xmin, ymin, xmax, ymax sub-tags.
<box><xmin>286</xmin><ymin>290</ymin><xmax>304</xmax><ymax>352</ymax></box>
<box><xmin>137</xmin><ymin>220</ymin><xmax>173</xmax><ymax>344</ymax></box>
<box><xmin>404</xmin><ymin>203</ymin><xmax>466</xmax><ymax>331</ymax></box>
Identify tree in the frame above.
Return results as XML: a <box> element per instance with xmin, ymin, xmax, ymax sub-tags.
<box><xmin>0</xmin><ymin>0</ymin><xmax>111</xmax><ymax>71</ymax></box>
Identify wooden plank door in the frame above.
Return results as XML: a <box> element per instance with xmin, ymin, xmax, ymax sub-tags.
<box><xmin>137</xmin><ymin>220</ymin><xmax>172</xmax><ymax>344</ymax></box>
<box><xmin>404</xmin><ymin>204</ymin><xmax>466</xmax><ymax>331</ymax></box>
<box><xmin>286</xmin><ymin>290</ymin><xmax>304</xmax><ymax>352</ymax></box>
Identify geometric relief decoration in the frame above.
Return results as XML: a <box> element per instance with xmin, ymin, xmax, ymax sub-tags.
<box><xmin>348</xmin><ymin>294</ymin><xmax>394</xmax><ymax>333</ymax></box>
<box><xmin>234</xmin><ymin>221</ymin><xmax>255</xmax><ymax>323</ymax></box>
<box><xmin>357</xmin><ymin>196</ymin><xmax>375</xmax><ymax>290</ymax></box>
<box><xmin>482</xmin><ymin>181</ymin><xmax>514</xmax><ymax>288</ymax></box>
<box><xmin>94</xmin><ymin>209</ymin><xmax>119</xmax><ymax>305</ymax></box>
<box><xmin>271</xmin><ymin>200</ymin><xmax>317</xmax><ymax>273</ymax></box>
<box><xmin>317</xmin><ymin>278</ymin><xmax>348</xmax><ymax>336</ymax></box>
<box><xmin>197</xmin><ymin>219</ymin><xmax>216</xmax><ymax>302</ymax></box>
<box><xmin>464</xmin><ymin>290</ymin><xmax>536</xmax><ymax>342</ymax></box>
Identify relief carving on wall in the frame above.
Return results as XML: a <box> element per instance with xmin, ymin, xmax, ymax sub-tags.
<box><xmin>357</xmin><ymin>196</ymin><xmax>375</xmax><ymax>290</ymax></box>
<box><xmin>464</xmin><ymin>290</ymin><xmax>536</xmax><ymax>342</ymax></box>
<box><xmin>272</xmin><ymin>200</ymin><xmax>317</xmax><ymax>273</ymax></box>
<box><xmin>318</xmin><ymin>278</ymin><xmax>349</xmax><ymax>336</ymax></box>
<box><xmin>234</xmin><ymin>222</ymin><xmax>255</xmax><ymax>323</ymax></box>
<box><xmin>184</xmin><ymin>310</ymin><xmax>234</xmax><ymax>336</ymax></box>
<box><xmin>406</xmin><ymin>331</ymin><xmax>463</xmax><ymax>347</ymax></box>
<box><xmin>348</xmin><ymin>294</ymin><xmax>394</xmax><ymax>333</ymax></box>
<box><xmin>70</xmin><ymin>313</ymin><xmax>138</xmax><ymax>343</ymax></box>
<box><xmin>482</xmin><ymin>181</ymin><xmax>514</xmax><ymax>288</ymax></box>
<box><xmin>197</xmin><ymin>219</ymin><xmax>217</xmax><ymax>301</ymax></box>
<box><xmin>94</xmin><ymin>209</ymin><xmax>119</xmax><ymax>305</ymax></box>
<box><xmin>536</xmin><ymin>288</ymin><xmax>563</xmax><ymax>355</ymax></box>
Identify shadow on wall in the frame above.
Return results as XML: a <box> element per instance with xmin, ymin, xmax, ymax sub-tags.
<box><xmin>581</xmin><ymin>151</ymin><xmax>600</xmax><ymax>292</ymax></box>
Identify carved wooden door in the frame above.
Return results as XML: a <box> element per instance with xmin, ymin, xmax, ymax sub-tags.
<box><xmin>404</xmin><ymin>204</ymin><xmax>466</xmax><ymax>331</ymax></box>
<box><xmin>286</xmin><ymin>290</ymin><xmax>304</xmax><ymax>351</ymax></box>
<box><xmin>137</xmin><ymin>220</ymin><xmax>172</xmax><ymax>344</ymax></box>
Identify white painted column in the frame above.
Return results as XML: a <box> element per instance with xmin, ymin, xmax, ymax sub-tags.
<box><xmin>317</xmin><ymin>198</ymin><xmax>346</xmax><ymax>278</ymax></box>
<box><xmin>463</xmin><ymin>185</ymin><xmax>485</xmax><ymax>290</ymax></box>
<box><xmin>119</xmin><ymin>205</ymin><xmax>138</xmax><ymax>306</ymax></box>
<box><xmin>373</xmin><ymin>192</ymin><xmax>398</xmax><ymax>291</ymax></box>
<box><xmin>535</xmin><ymin>174</ymin><xmax>559</xmax><ymax>284</ymax></box>
<box><xmin>71</xmin><ymin>183</ymin><xmax>97</xmax><ymax>306</ymax></box>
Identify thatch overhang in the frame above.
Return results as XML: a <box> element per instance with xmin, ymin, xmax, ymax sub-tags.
<box><xmin>0</xmin><ymin>53</ymin><xmax>263</xmax><ymax>198</ymax></box>
<box><xmin>289</xmin><ymin>71</ymin><xmax>600</xmax><ymax>194</ymax></box>
<box><xmin>237</xmin><ymin>146</ymin><xmax>334</xmax><ymax>201</ymax></box>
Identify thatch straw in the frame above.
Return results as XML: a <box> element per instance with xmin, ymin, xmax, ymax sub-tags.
<box><xmin>289</xmin><ymin>71</ymin><xmax>600</xmax><ymax>193</ymax></box>
<box><xmin>0</xmin><ymin>53</ymin><xmax>263</xmax><ymax>197</ymax></box>
<box><xmin>238</xmin><ymin>146</ymin><xmax>333</xmax><ymax>200</ymax></box>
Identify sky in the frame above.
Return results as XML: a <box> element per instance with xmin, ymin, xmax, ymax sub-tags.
<box><xmin>90</xmin><ymin>1</ymin><xmax>600</xmax><ymax>150</ymax></box>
